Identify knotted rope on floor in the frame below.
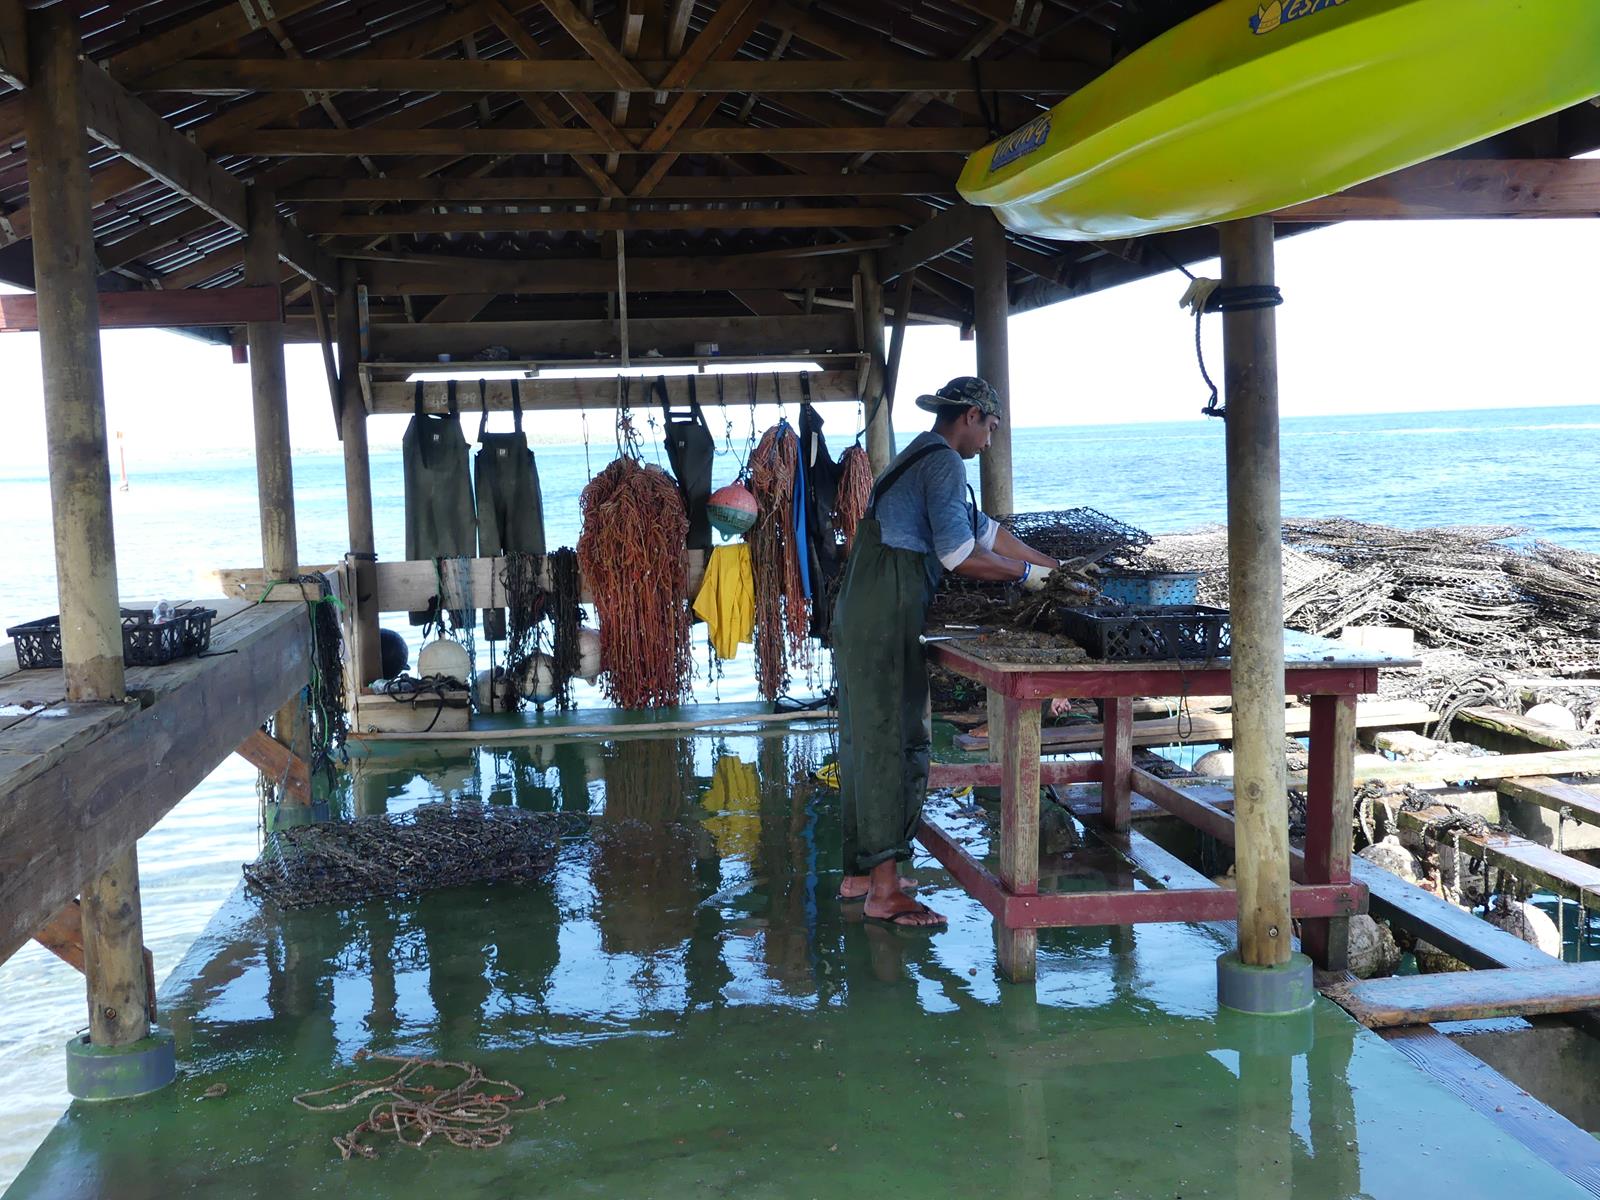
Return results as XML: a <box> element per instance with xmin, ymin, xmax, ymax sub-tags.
<box><xmin>293</xmin><ymin>1049</ymin><xmax>565</xmax><ymax>1160</ymax></box>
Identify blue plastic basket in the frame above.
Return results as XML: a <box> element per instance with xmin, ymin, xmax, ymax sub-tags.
<box><xmin>1099</xmin><ymin>571</ymin><xmax>1201</xmax><ymax>606</ymax></box>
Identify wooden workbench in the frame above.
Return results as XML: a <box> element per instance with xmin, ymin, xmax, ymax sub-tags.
<box><xmin>0</xmin><ymin>599</ymin><xmax>309</xmax><ymax>964</ymax></box>
<box><xmin>921</xmin><ymin>630</ymin><xmax>1411</xmax><ymax>981</ymax></box>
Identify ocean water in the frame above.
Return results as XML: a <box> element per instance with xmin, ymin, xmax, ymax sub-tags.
<box><xmin>0</xmin><ymin>401</ymin><xmax>1597</xmax><ymax>1189</ymax></box>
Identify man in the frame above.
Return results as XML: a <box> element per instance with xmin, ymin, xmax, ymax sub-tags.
<box><xmin>833</xmin><ymin>376</ymin><xmax>1068</xmax><ymax>929</ymax></box>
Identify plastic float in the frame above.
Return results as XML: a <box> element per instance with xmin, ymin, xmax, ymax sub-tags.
<box><xmin>958</xmin><ymin>0</ymin><xmax>1600</xmax><ymax>241</ymax></box>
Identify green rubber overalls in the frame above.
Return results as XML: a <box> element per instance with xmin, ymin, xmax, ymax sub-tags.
<box><xmin>403</xmin><ymin>381</ymin><xmax>477</xmax><ymax>627</ymax></box>
<box><xmin>832</xmin><ymin>441</ymin><xmax>952</xmax><ymax>874</ymax></box>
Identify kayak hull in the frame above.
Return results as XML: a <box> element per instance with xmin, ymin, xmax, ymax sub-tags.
<box><xmin>959</xmin><ymin>0</ymin><xmax>1600</xmax><ymax>241</ymax></box>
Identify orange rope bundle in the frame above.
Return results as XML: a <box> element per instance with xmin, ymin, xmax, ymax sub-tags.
<box><xmin>578</xmin><ymin>457</ymin><xmax>693</xmax><ymax>708</ymax></box>
<box><xmin>748</xmin><ymin>423</ymin><xmax>809</xmax><ymax>700</ymax></box>
<box><xmin>834</xmin><ymin>444</ymin><xmax>873</xmax><ymax>551</ymax></box>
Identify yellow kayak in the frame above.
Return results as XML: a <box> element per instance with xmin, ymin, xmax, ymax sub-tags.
<box><xmin>960</xmin><ymin>0</ymin><xmax>1600</xmax><ymax>241</ymax></box>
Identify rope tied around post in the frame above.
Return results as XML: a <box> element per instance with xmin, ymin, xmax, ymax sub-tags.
<box><xmin>1168</xmin><ymin>248</ymin><xmax>1284</xmax><ymax>420</ymax></box>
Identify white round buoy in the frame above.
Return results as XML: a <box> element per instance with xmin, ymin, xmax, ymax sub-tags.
<box><xmin>518</xmin><ymin>652</ymin><xmax>558</xmax><ymax>704</ymax></box>
<box><xmin>577</xmin><ymin>626</ymin><xmax>602</xmax><ymax>682</ymax></box>
<box><xmin>1488</xmin><ymin>899</ymin><xmax>1562</xmax><ymax>957</ymax></box>
<box><xmin>1357</xmin><ymin>835</ymin><xmax>1420</xmax><ymax>884</ymax></box>
<box><xmin>1526</xmin><ymin>702</ymin><xmax>1579</xmax><ymax>731</ymax></box>
<box><xmin>1347</xmin><ymin>915</ymin><xmax>1401</xmax><ymax>979</ymax></box>
<box><xmin>418</xmin><ymin>637</ymin><xmax>470</xmax><ymax>683</ymax></box>
<box><xmin>1192</xmin><ymin>749</ymin><xmax>1234</xmax><ymax>777</ymax></box>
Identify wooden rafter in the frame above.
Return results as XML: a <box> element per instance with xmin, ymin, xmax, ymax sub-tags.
<box><xmin>280</xmin><ymin>171</ymin><xmax>955</xmax><ymax>201</ymax></box>
<box><xmin>300</xmin><ymin>206</ymin><xmax>913</xmax><ymax>234</ymax></box>
<box><xmin>536</xmin><ymin>0</ymin><xmax>654</xmax><ymax>91</ymax></box>
<box><xmin>1276</xmin><ymin>157</ymin><xmax>1600</xmax><ymax>221</ymax></box>
<box><xmin>357</xmin><ymin>252</ymin><xmax>857</xmax><ymax>295</ymax></box>
<box><xmin>134</xmin><ymin>56</ymin><xmax>1084</xmax><ymax>94</ymax></box>
<box><xmin>217</xmin><ymin>126</ymin><xmax>989</xmax><ymax>156</ymax></box>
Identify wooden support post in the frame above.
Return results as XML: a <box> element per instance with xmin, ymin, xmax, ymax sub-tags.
<box><xmin>336</xmin><ymin>262</ymin><xmax>381</xmax><ymax>688</ymax></box>
<box><xmin>884</xmin><ymin>269</ymin><xmax>914</xmax><ymax>411</ymax></box>
<box><xmin>972</xmin><ymin>210</ymin><xmax>1014</xmax><ymax>516</ymax></box>
<box><xmin>26</xmin><ymin>4</ymin><xmax>153</xmax><ymax>1050</ymax></box>
<box><xmin>81</xmin><ymin>846</ymin><xmax>152</xmax><ymax>1045</ymax></box>
<box><xmin>985</xmin><ymin>688</ymin><xmax>1007</xmax><ymax>764</ymax></box>
<box><xmin>246</xmin><ymin>185</ymin><xmax>309</xmax><ymax>790</ymax></box>
<box><xmin>1220</xmin><ymin>216</ymin><xmax>1291</xmax><ymax>969</ymax></box>
<box><xmin>997</xmin><ymin>693</ymin><xmax>1041</xmax><ymax>982</ymax></box>
<box><xmin>857</xmin><ymin>252</ymin><xmax>894</xmax><ymax>473</ymax></box>
<box><xmin>1100</xmin><ymin>696</ymin><xmax>1133</xmax><ymax>831</ymax></box>
<box><xmin>1303</xmin><ymin>692</ymin><xmax>1357</xmax><ymax>971</ymax></box>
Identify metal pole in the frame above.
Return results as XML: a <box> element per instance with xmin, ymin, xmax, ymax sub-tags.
<box><xmin>972</xmin><ymin>211</ymin><xmax>1014</xmax><ymax>516</ymax></box>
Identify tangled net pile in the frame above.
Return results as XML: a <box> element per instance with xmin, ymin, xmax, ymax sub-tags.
<box><xmin>242</xmin><ymin>802</ymin><xmax>562</xmax><ymax>907</ymax></box>
<box><xmin>748</xmin><ymin>424</ymin><xmax>810</xmax><ymax>700</ymax></box>
<box><xmin>578</xmin><ymin>457</ymin><xmax>693</xmax><ymax>708</ymax></box>
<box><xmin>294</xmin><ymin>1049</ymin><xmax>564</xmax><ymax>1160</ymax></box>
<box><xmin>928</xmin><ymin>507</ymin><xmax>1146</xmax><ymax>630</ymax></box>
<box><xmin>1137</xmin><ymin>518</ymin><xmax>1600</xmax><ymax>733</ymax></box>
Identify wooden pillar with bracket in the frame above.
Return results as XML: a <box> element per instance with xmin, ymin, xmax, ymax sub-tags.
<box><xmin>337</xmin><ymin>261</ymin><xmax>381</xmax><ymax>688</ymax></box>
<box><xmin>858</xmin><ymin>252</ymin><xmax>894</xmax><ymax>474</ymax></box>
<box><xmin>245</xmin><ymin>185</ymin><xmax>311</xmax><ymax>793</ymax></box>
<box><xmin>972</xmin><ymin>211</ymin><xmax>1014</xmax><ymax>516</ymax></box>
<box><xmin>25</xmin><ymin>4</ymin><xmax>161</xmax><ymax>1067</ymax></box>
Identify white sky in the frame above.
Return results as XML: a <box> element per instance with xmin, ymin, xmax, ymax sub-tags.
<box><xmin>0</xmin><ymin>217</ymin><xmax>1596</xmax><ymax>470</ymax></box>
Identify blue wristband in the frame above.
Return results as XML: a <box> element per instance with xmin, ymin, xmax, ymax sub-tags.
<box><xmin>1019</xmin><ymin>562</ymin><xmax>1031</xmax><ymax>584</ymax></box>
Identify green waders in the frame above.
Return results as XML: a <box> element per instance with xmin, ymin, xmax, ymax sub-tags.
<box><xmin>833</xmin><ymin>442</ymin><xmax>945</xmax><ymax>874</ymax></box>
<box><xmin>404</xmin><ymin>381</ymin><xmax>477</xmax><ymax>627</ymax></box>
<box><xmin>474</xmin><ymin>381</ymin><xmax>547</xmax><ymax>638</ymax></box>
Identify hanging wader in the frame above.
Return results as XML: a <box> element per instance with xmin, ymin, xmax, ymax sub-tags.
<box><xmin>475</xmin><ymin>380</ymin><xmax>547</xmax><ymax>638</ymax></box>
<box><xmin>659</xmin><ymin>376</ymin><xmax>715</xmax><ymax>551</ymax></box>
<box><xmin>403</xmin><ymin>381</ymin><xmax>476</xmax><ymax>627</ymax></box>
<box><xmin>832</xmin><ymin>441</ymin><xmax>949</xmax><ymax>875</ymax></box>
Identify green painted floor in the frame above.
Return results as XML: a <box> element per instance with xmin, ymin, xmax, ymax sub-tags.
<box><xmin>7</xmin><ymin>731</ymin><xmax>1589</xmax><ymax>1199</ymax></box>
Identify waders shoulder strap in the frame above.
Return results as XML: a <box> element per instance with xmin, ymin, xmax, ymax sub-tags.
<box><xmin>511</xmin><ymin>380</ymin><xmax>523</xmax><ymax>433</ymax></box>
<box><xmin>865</xmin><ymin>441</ymin><xmax>948</xmax><ymax>518</ymax></box>
<box><xmin>413</xmin><ymin>381</ymin><xmax>424</xmax><ymax>418</ymax></box>
<box><xmin>446</xmin><ymin>379</ymin><xmax>459</xmax><ymax>418</ymax></box>
<box><xmin>477</xmin><ymin>378</ymin><xmax>490</xmax><ymax>440</ymax></box>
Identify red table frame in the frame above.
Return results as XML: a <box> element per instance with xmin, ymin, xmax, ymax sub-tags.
<box><xmin>920</xmin><ymin>639</ymin><xmax>1380</xmax><ymax>982</ymax></box>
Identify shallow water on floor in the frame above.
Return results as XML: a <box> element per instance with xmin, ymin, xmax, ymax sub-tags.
<box><xmin>5</xmin><ymin>732</ymin><xmax>1590</xmax><ymax>1199</ymax></box>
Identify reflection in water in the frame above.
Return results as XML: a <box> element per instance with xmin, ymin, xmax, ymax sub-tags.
<box><xmin>15</xmin><ymin>731</ymin><xmax>1589</xmax><ymax>1200</ymax></box>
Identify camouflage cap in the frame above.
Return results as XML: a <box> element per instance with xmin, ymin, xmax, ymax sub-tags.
<box><xmin>914</xmin><ymin>375</ymin><xmax>1001</xmax><ymax>418</ymax></box>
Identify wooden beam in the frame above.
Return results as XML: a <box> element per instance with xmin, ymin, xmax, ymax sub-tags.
<box><xmin>0</xmin><ymin>287</ymin><xmax>281</xmax><ymax>332</ymax></box>
<box><xmin>1277</xmin><ymin>157</ymin><xmax>1600</xmax><ymax>221</ymax></box>
<box><xmin>1499</xmin><ymin>775</ymin><xmax>1600</xmax><ymax>828</ymax></box>
<box><xmin>235</xmin><ymin>728</ymin><xmax>311</xmax><ymax>805</ymax></box>
<box><xmin>357</xmin><ymin>252</ymin><xmax>855</xmax><ymax>295</ymax></box>
<box><xmin>367</xmin><ymin>311</ymin><xmax>859</xmax><ymax>358</ymax></box>
<box><xmin>139</xmin><ymin>57</ymin><xmax>1088</xmax><ymax>95</ymax></box>
<box><xmin>0</xmin><ymin>0</ymin><xmax>23</xmax><ymax>88</ymax></box>
<box><xmin>367</xmin><ymin>367</ymin><xmax>860</xmax><ymax>413</ymax></box>
<box><xmin>74</xmin><ymin>61</ymin><xmax>334</xmax><ymax>286</ymax></box>
<box><xmin>300</xmin><ymin>206</ymin><xmax>910</xmax><ymax>235</ymax></box>
<box><xmin>218</xmin><ymin>126</ymin><xmax>987</xmax><ymax>157</ymax></box>
<box><xmin>282</xmin><ymin>173</ymin><xmax>955</xmax><ymax>203</ymax></box>
<box><xmin>537</xmin><ymin>0</ymin><xmax>653</xmax><ymax>91</ymax></box>
<box><xmin>0</xmin><ymin>606</ymin><xmax>309</xmax><ymax>967</ymax></box>
<box><xmin>879</xmin><ymin>203</ymin><xmax>977</xmax><ymax>279</ymax></box>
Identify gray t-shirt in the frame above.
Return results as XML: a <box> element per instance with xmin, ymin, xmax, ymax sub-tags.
<box><xmin>873</xmin><ymin>432</ymin><xmax>998</xmax><ymax>571</ymax></box>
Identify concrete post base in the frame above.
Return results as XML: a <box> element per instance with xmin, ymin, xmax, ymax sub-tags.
<box><xmin>65</xmin><ymin>1028</ymin><xmax>176</xmax><ymax>1100</ymax></box>
<box><xmin>1217</xmin><ymin>951</ymin><xmax>1314</xmax><ymax>1016</ymax></box>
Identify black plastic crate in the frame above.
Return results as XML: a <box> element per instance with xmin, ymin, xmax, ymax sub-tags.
<box><xmin>1059</xmin><ymin>604</ymin><xmax>1231</xmax><ymax>662</ymax></box>
<box><xmin>7</xmin><ymin>606</ymin><xmax>216</xmax><ymax>670</ymax></box>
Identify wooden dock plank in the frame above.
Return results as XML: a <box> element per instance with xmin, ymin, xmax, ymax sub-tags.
<box><xmin>1396</xmin><ymin>807</ymin><xmax>1600</xmax><ymax>902</ymax></box>
<box><xmin>1329</xmin><ymin>962</ymin><xmax>1600</xmax><ymax>1028</ymax></box>
<box><xmin>955</xmin><ymin>698</ymin><xmax>1433</xmax><ymax>752</ymax></box>
<box><xmin>1458</xmin><ymin>706</ymin><xmax>1598</xmax><ymax>752</ymax></box>
<box><xmin>0</xmin><ymin>602</ymin><xmax>309</xmax><ymax>965</ymax></box>
<box><xmin>1324</xmin><ymin>749</ymin><xmax>1600</xmax><ymax>788</ymax></box>
<box><xmin>1380</xmin><ymin>1025</ymin><xmax>1600</xmax><ymax>1199</ymax></box>
<box><xmin>1090</xmin><ymin>827</ymin><xmax>1218</xmax><ymax>891</ymax></box>
<box><xmin>1351</xmin><ymin>855</ymin><xmax>1553</xmax><ymax>971</ymax></box>
<box><xmin>1499</xmin><ymin>776</ymin><xmax>1600</xmax><ymax>828</ymax></box>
